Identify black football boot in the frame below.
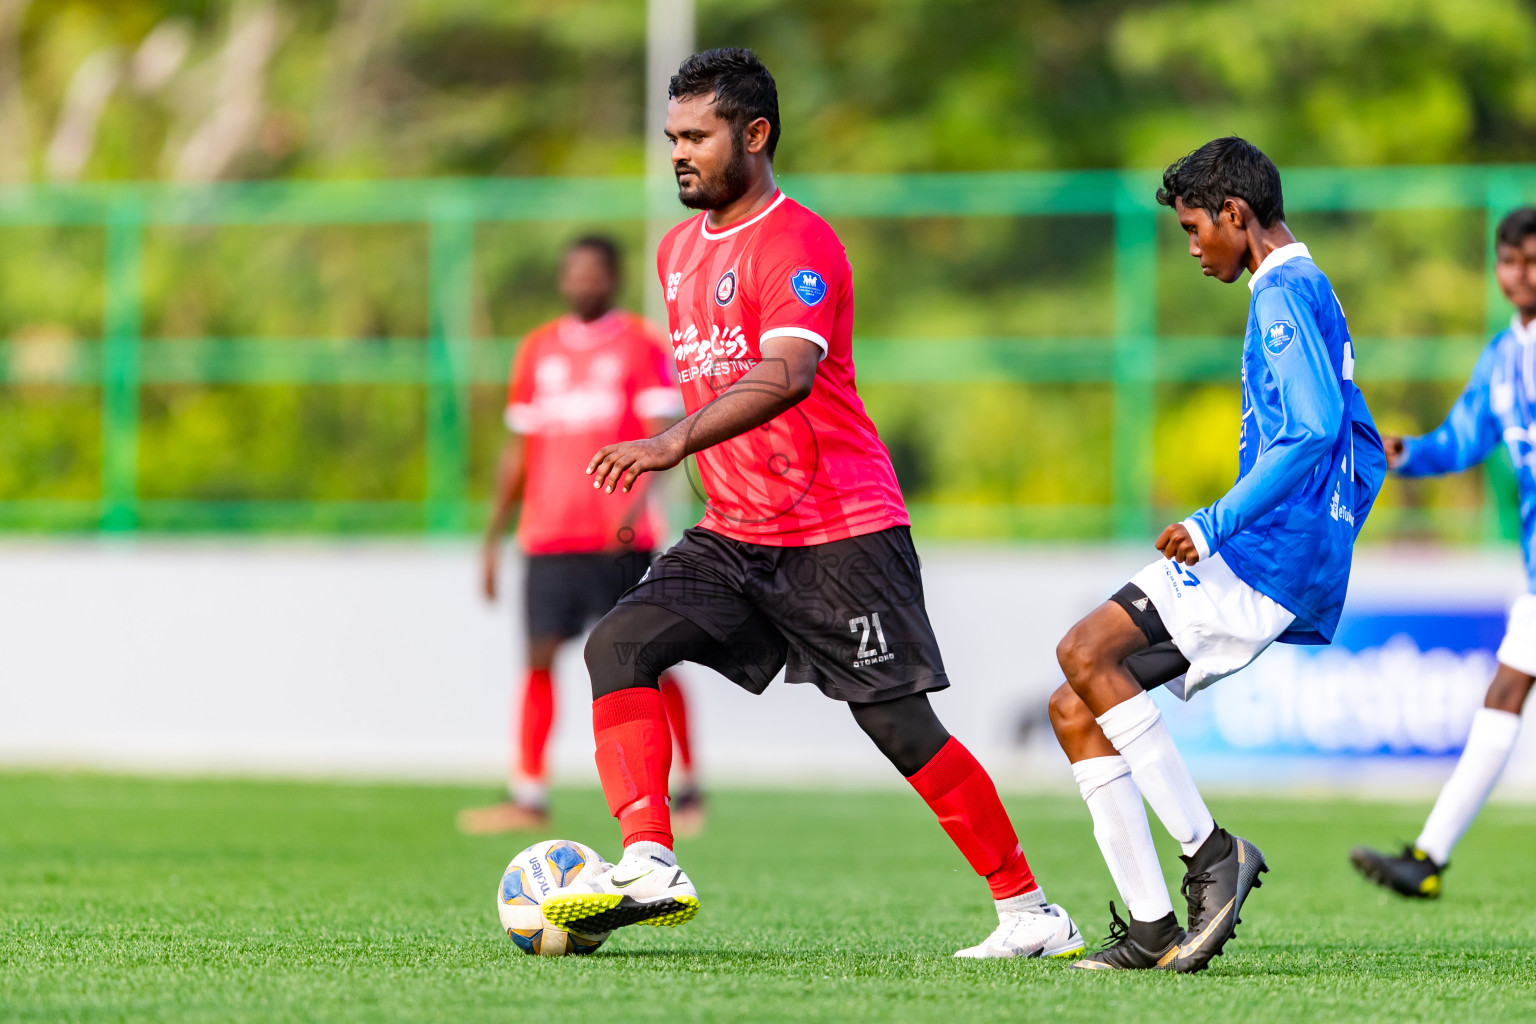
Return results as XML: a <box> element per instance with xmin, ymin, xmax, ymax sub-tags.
<box><xmin>1070</xmin><ymin>903</ymin><xmax>1184</xmax><ymax>971</ymax></box>
<box><xmin>1350</xmin><ymin>844</ymin><xmax>1444</xmax><ymax>898</ymax></box>
<box><xmin>1170</xmin><ymin>824</ymin><xmax>1268</xmax><ymax>973</ymax></box>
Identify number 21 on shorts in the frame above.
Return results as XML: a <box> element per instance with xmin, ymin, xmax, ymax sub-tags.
<box><xmin>849</xmin><ymin>612</ymin><xmax>888</xmax><ymax>665</ymax></box>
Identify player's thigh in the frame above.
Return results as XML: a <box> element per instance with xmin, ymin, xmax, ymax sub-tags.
<box><xmin>584</xmin><ymin>601</ymin><xmax>739</xmax><ymax>697</ymax></box>
<box><xmin>1056</xmin><ymin>599</ymin><xmax>1153</xmax><ymax>678</ymax></box>
<box><xmin>606</xmin><ymin>529</ymin><xmax>791</xmax><ymax>696</ymax></box>
<box><xmin>1486</xmin><ymin>601</ymin><xmax>1536</xmax><ymax>712</ymax></box>
<box><xmin>759</xmin><ymin>526</ymin><xmax>947</xmax><ymax>703</ymax></box>
<box><xmin>1494</xmin><ymin>595</ymin><xmax>1536</xmax><ymax>708</ymax></box>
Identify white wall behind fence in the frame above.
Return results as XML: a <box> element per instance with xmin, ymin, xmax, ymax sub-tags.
<box><xmin>0</xmin><ymin>541</ymin><xmax>1532</xmax><ymax>794</ymax></box>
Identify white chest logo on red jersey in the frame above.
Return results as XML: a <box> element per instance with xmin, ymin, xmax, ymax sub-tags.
<box><xmin>529</xmin><ymin>354</ymin><xmax>624</xmax><ymax>431</ymax></box>
<box><xmin>534</xmin><ymin>355</ymin><xmax>572</xmax><ymax>391</ymax></box>
<box><xmin>673</xmin><ymin>323</ymin><xmax>749</xmax><ymax>363</ymax></box>
<box><xmin>590</xmin><ymin>354</ymin><xmax>623</xmax><ymax>383</ymax></box>
<box><xmin>666</xmin><ymin>272</ymin><xmax>681</xmax><ymax>301</ymax></box>
<box><xmin>714</xmin><ymin>269</ymin><xmax>737</xmax><ymax>306</ymax></box>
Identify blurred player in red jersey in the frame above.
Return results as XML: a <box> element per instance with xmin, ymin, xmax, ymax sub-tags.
<box><xmin>534</xmin><ymin>50</ymin><xmax>1083</xmax><ymax>960</ymax></box>
<box><xmin>458</xmin><ymin>236</ymin><xmax>704</xmax><ymax>836</ymax></box>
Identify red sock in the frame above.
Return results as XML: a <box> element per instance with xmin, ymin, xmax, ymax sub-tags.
<box><xmin>592</xmin><ymin>686</ymin><xmax>673</xmax><ymax>848</ymax></box>
<box><xmin>906</xmin><ymin>738</ymin><xmax>1038</xmax><ymax>899</ymax></box>
<box><xmin>658</xmin><ymin>673</ymin><xmax>694</xmax><ymax>772</ymax></box>
<box><xmin>517</xmin><ymin>668</ymin><xmax>555</xmax><ymax>781</ymax></box>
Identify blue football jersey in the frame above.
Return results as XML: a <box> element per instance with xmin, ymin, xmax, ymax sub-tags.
<box><xmin>1184</xmin><ymin>243</ymin><xmax>1386</xmax><ymax>644</ymax></box>
<box><xmin>1397</xmin><ymin>317</ymin><xmax>1536</xmax><ymax>591</ymax></box>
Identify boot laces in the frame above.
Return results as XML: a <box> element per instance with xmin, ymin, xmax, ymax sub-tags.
<box><xmin>1098</xmin><ymin>901</ymin><xmax>1132</xmax><ymax>951</ymax></box>
<box><xmin>1181</xmin><ymin>869</ymin><xmax>1216</xmax><ymax>932</ymax></box>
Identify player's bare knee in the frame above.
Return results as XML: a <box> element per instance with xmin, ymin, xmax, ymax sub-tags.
<box><xmin>1047</xmin><ymin>682</ymin><xmax>1093</xmax><ymax>740</ymax></box>
<box><xmin>1486</xmin><ymin>667</ymin><xmax>1536</xmax><ymax>712</ymax></box>
<box><xmin>528</xmin><ymin>637</ymin><xmax>561</xmax><ymax>672</ymax></box>
<box><xmin>1055</xmin><ymin>624</ymin><xmax>1099</xmax><ymax>688</ymax></box>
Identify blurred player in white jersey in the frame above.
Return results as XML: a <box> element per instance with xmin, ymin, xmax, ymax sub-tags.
<box><xmin>1351</xmin><ymin>208</ymin><xmax>1536</xmax><ymax>897</ymax></box>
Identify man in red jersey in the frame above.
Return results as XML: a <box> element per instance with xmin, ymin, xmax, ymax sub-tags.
<box><xmin>459</xmin><ymin>236</ymin><xmax>704</xmax><ymax>836</ymax></box>
<box><xmin>537</xmin><ymin>50</ymin><xmax>1083</xmax><ymax>959</ymax></box>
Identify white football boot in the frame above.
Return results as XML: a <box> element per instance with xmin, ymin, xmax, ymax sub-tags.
<box><xmin>541</xmin><ymin>843</ymin><xmax>699</xmax><ymax>933</ymax></box>
<box><xmin>953</xmin><ymin>896</ymin><xmax>1084</xmax><ymax>959</ymax></box>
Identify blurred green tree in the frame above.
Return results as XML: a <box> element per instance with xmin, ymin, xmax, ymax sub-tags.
<box><xmin>0</xmin><ymin>0</ymin><xmax>1528</xmax><ymax>537</ymax></box>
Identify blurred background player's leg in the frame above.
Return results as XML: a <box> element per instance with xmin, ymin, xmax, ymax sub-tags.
<box><xmin>659</xmin><ymin>671</ymin><xmax>706</xmax><ymax>836</ymax></box>
<box><xmin>511</xmin><ymin>637</ymin><xmax>562</xmax><ymax>813</ymax></box>
<box><xmin>1353</xmin><ymin>662</ymin><xmax>1532</xmax><ymax>897</ymax></box>
<box><xmin>458</xmin><ymin>630</ymin><xmax>569</xmax><ymax>834</ymax></box>
<box><xmin>458</xmin><ymin>553</ymin><xmax>586</xmax><ymax>835</ymax></box>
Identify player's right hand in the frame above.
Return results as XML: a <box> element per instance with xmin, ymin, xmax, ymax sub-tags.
<box><xmin>1156</xmin><ymin>522</ymin><xmax>1201</xmax><ymax>565</ymax></box>
<box><xmin>480</xmin><ymin>541</ymin><xmax>499</xmax><ymax>601</ymax></box>
<box><xmin>587</xmin><ymin>434</ymin><xmax>685</xmax><ymax>494</ymax></box>
<box><xmin>1383</xmin><ymin>435</ymin><xmax>1406</xmax><ymax>469</ymax></box>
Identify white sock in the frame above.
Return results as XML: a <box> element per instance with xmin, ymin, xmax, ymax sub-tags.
<box><xmin>513</xmin><ymin>778</ymin><xmax>546</xmax><ymax>809</ymax></box>
<box><xmin>1097</xmin><ymin>691</ymin><xmax>1215</xmax><ymax>858</ymax></box>
<box><xmin>995</xmin><ymin>887</ymin><xmax>1047</xmax><ymax>915</ymax></box>
<box><xmin>624</xmin><ymin>841</ymin><xmax>676</xmax><ymax>867</ymax></box>
<box><xmin>1073</xmin><ymin>755</ymin><xmax>1174</xmax><ymax>922</ymax></box>
<box><xmin>1416</xmin><ymin>707</ymin><xmax>1522</xmax><ymax>865</ymax></box>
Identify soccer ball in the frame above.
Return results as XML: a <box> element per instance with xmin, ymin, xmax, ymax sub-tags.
<box><xmin>497</xmin><ymin>839</ymin><xmax>611</xmax><ymax>956</ymax></box>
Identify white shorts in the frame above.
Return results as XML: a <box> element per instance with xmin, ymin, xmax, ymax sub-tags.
<box><xmin>1129</xmin><ymin>552</ymin><xmax>1297</xmax><ymax>701</ymax></box>
<box><xmin>1496</xmin><ymin>594</ymin><xmax>1536</xmax><ymax>676</ymax></box>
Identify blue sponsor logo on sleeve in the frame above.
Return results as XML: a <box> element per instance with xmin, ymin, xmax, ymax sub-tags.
<box><xmin>1264</xmin><ymin>320</ymin><xmax>1296</xmax><ymax>355</ymax></box>
<box><xmin>790</xmin><ymin>269</ymin><xmax>827</xmax><ymax>306</ymax></box>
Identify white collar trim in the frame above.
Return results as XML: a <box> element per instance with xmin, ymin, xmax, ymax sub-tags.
<box><xmin>1248</xmin><ymin>241</ymin><xmax>1312</xmax><ymax>292</ymax></box>
<box><xmin>699</xmin><ymin>191</ymin><xmax>787</xmax><ymax>240</ymax></box>
<box><xmin>1512</xmin><ymin>314</ymin><xmax>1536</xmax><ymax>346</ymax></box>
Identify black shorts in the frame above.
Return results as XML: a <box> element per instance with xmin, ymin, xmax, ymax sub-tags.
<box><xmin>1110</xmin><ymin>582</ymin><xmax>1192</xmax><ymax>692</ymax></box>
<box><xmin>526</xmin><ymin>550</ymin><xmax>654</xmax><ymax>643</ymax></box>
<box><xmin>616</xmin><ymin>525</ymin><xmax>949</xmax><ymax>703</ymax></box>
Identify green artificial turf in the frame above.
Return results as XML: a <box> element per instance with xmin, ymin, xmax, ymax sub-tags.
<box><xmin>1</xmin><ymin>772</ymin><xmax>1534</xmax><ymax>1023</ymax></box>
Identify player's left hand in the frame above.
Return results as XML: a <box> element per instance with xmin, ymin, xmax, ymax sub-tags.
<box><xmin>587</xmin><ymin>434</ymin><xmax>685</xmax><ymax>494</ymax></box>
<box><xmin>1156</xmin><ymin>522</ymin><xmax>1201</xmax><ymax>565</ymax></box>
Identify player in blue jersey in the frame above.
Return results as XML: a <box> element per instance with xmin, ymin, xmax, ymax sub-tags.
<box><xmin>1351</xmin><ymin>208</ymin><xmax>1536</xmax><ymax>899</ymax></box>
<box><xmin>1046</xmin><ymin>137</ymin><xmax>1386</xmax><ymax>972</ymax></box>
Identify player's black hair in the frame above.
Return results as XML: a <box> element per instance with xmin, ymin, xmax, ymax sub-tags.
<box><xmin>569</xmin><ymin>234</ymin><xmax>620</xmax><ymax>278</ymax></box>
<box><xmin>1496</xmin><ymin>207</ymin><xmax>1536</xmax><ymax>249</ymax></box>
<box><xmin>1156</xmin><ymin>137</ymin><xmax>1285</xmax><ymax>229</ymax></box>
<box><xmin>669</xmin><ymin>48</ymin><xmax>780</xmax><ymax>160</ymax></box>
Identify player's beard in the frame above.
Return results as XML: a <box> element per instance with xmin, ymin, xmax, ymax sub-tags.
<box><xmin>677</xmin><ymin>129</ymin><xmax>750</xmax><ymax>211</ymax></box>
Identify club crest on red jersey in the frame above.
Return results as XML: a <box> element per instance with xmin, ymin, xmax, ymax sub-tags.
<box><xmin>714</xmin><ymin>269</ymin><xmax>737</xmax><ymax>306</ymax></box>
<box><xmin>790</xmin><ymin>268</ymin><xmax>827</xmax><ymax>306</ymax></box>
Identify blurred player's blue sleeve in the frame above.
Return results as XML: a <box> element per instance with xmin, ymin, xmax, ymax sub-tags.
<box><xmin>1186</xmin><ymin>286</ymin><xmax>1344</xmax><ymax>557</ymax></box>
<box><xmin>1396</xmin><ymin>345</ymin><xmax>1501</xmax><ymax>476</ymax></box>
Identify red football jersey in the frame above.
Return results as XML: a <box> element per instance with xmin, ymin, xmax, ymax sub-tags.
<box><xmin>657</xmin><ymin>192</ymin><xmax>908</xmax><ymax>546</ymax></box>
<box><xmin>506</xmin><ymin>311</ymin><xmax>681</xmax><ymax>554</ymax></box>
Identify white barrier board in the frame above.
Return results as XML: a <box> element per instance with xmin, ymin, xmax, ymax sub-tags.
<box><xmin>0</xmin><ymin>541</ymin><xmax>1530</xmax><ymax>794</ymax></box>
